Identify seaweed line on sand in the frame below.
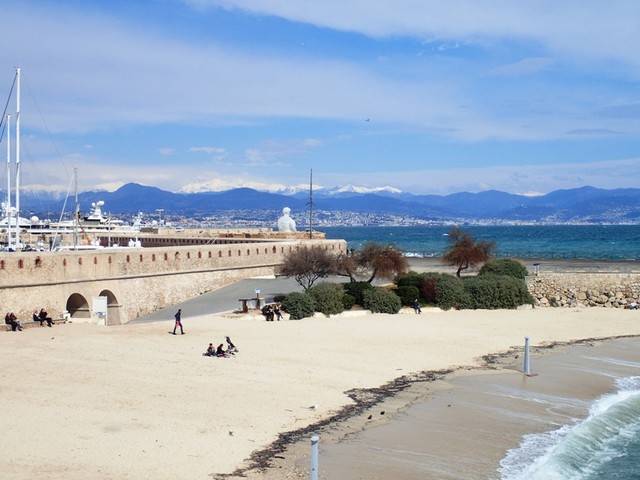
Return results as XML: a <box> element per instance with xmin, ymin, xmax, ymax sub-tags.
<box><xmin>211</xmin><ymin>333</ymin><xmax>640</xmax><ymax>479</ymax></box>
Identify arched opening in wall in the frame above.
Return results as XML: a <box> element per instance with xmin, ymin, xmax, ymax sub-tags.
<box><xmin>187</xmin><ymin>252</ymin><xmax>191</xmax><ymax>259</ymax></box>
<box><xmin>198</xmin><ymin>251</ymin><xmax>202</xmax><ymax>259</ymax></box>
<box><xmin>152</xmin><ymin>254</ymin><xmax>156</xmax><ymax>261</ymax></box>
<box><xmin>139</xmin><ymin>254</ymin><xmax>143</xmax><ymax>262</ymax></box>
<box><xmin>237</xmin><ymin>250</ymin><xmax>241</xmax><ymax>256</ymax></box>
<box><xmin>93</xmin><ymin>257</ymin><xmax>98</xmax><ymax>265</ymax></box>
<box><xmin>175</xmin><ymin>252</ymin><xmax>180</xmax><ymax>260</ymax></box>
<box><xmin>272</xmin><ymin>246</ymin><xmax>277</xmax><ymax>254</ymax></box>
<box><xmin>208</xmin><ymin>251</ymin><xmax>212</xmax><ymax>258</ymax></box>
<box><xmin>35</xmin><ymin>257</ymin><xmax>42</xmax><ymax>267</ymax></box>
<box><xmin>218</xmin><ymin>251</ymin><xmax>222</xmax><ymax>258</ymax></box>
<box><xmin>98</xmin><ymin>289</ymin><xmax>122</xmax><ymax>326</ymax></box>
<box><xmin>65</xmin><ymin>293</ymin><xmax>91</xmax><ymax>320</ymax></box>
<box><xmin>108</xmin><ymin>256</ymin><xmax>112</xmax><ymax>264</ymax></box>
<box><xmin>18</xmin><ymin>259</ymin><xmax>24</xmax><ymax>268</ymax></box>
<box><xmin>164</xmin><ymin>253</ymin><xmax>168</xmax><ymax>261</ymax></box>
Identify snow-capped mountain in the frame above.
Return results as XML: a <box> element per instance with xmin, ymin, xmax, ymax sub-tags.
<box><xmin>179</xmin><ymin>180</ymin><xmax>402</xmax><ymax>197</ymax></box>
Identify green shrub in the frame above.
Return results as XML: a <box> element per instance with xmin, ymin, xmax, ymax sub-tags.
<box><xmin>394</xmin><ymin>271</ymin><xmax>426</xmax><ymax>289</ymax></box>
<box><xmin>273</xmin><ymin>294</ymin><xmax>286</xmax><ymax>303</ymax></box>
<box><xmin>343</xmin><ymin>281</ymin><xmax>375</xmax><ymax>306</ymax></box>
<box><xmin>362</xmin><ymin>287</ymin><xmax>402</xmax><ymax>314</ymax></box>
<box><xmin>420</xmin><ymin>273</ymin><xmax>470</xmax><ymax>310</ymax></box>
<box><xmin>479</xmin><ymin>259</ymin><xmax>529</xmax><ymax>279</ymax></box>
<box><xmin>418</xmin><ymin>273</ymin><xmax>441</xmax><ymax>303</ymax></box>
<box><xmin>462</xmin><ymin>275</ymin><xmax>533</xmax><ymax>309</ymax></box>
<box><xmin>281</xmin><ymin>292</ymin><xmax>316</xmax><ymax>320</ymax></box>
<box><xmin>395</xmin><ymin>285</ymin><xmax>420</xmax><ymax>306</ymax></box>
<box><xmin>342</xmin><ymin>293</ymin><xmax>356</xmax><ymax>310</ymax></box>
<box><xmin>308</xmin><ymin>282</ymin><xmax>345</xmax><ymax>316</ymax></box>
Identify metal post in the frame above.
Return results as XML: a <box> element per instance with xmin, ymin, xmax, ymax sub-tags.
<box><xmin>524</xmin><ymin>336</ymin><xmax>531</xmax><ymax>376</ymax></box>
<box><xmin>309</xmin><ymin>435</ymin><xmax>319</xmax><ymax>480</ymax></box>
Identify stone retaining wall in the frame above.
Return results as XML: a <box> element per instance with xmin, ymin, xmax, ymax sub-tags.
<box><xmin>527</xmin><ymin>273</ymin><xmax>640</xmax><ymax>308</ymax></box>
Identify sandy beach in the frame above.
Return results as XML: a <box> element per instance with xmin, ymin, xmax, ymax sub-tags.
<box><xmin>2</xmin><ymin>305</ymin><xmax>640</xmax><ymax>479</ymax></box>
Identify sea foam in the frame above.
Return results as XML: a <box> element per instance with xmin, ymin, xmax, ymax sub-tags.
<box><xmin>498</xmin><ymin>377</ymin><xmax>640</xmax><ymax>480</ymax></box>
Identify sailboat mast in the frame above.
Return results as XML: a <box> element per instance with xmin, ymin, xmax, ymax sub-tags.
<box><xmin>308</xmin><ymin>169</ymin><xmax>313</xmax><ymax>239</ymax></box>
<box><xmin>14</xmin><ymin>67</ymin><xmax>20</xmax><ymax>248</ymax></box>
<box><xmin>6</xmin><ymin>113</ymin><xmax>11</xmax><ymax>250</ymax></box>
<box><xmin>73</xmin><ymin>167</ymin><xmax>79</xmax><ymax>249</ymax></box>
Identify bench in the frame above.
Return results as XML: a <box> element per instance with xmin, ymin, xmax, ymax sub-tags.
<box><xmin>238</xmin><ymin>297</ymin><xmax>265</xmax><ymax>313</ymax></box>
<box><xmin>1</xmin><ymin>318</ymin><xmax>67</xmax><ymax>332</ymax></box>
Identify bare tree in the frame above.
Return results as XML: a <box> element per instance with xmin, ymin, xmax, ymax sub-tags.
<box><xmin>337</xmin><ymin>242</ymin><xmax>409</xmax><ymax>283</ymax></box>
<box><xmin>278</xmin><ymin>245</ymin><xmax>339</xmax><ymax>291</ymax></box>
<box><xmin>443</xmin><ymin>228</ymin><xmax>495</xmax><ymax>277</ymax></box>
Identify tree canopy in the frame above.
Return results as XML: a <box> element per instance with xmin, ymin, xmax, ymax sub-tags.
<box><xmin>277</xmin><ymin>245</ymin><xmax>338</xmax><ymax>291</ymax></box>
<box><xmin>337</xmin><ymin>242</ymin><xmax>408</xmax><ymax>283</ymax></box>
<box><xmin>443</xmin><ymin>228</ymin><xmax>495</xmax><ymax>277</ymax></box>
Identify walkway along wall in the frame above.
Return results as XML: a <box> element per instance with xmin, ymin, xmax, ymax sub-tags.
<box><xmin>527</xmin><ymin>272</ymin><xmax>640</xmax><ymax>308</ymax></box>
<box><xmin>0</xmin><ymin>239</ymin><xmax>346</xmax><ymax>325</ymax></box>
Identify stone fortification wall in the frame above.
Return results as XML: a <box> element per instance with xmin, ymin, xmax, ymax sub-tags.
<box><xmin>0</xmin><ymin>238</ymin><xmax>346</xmax><ymax>324</ymax></box>
<box><xmin>527</xmin><ymin>273</ymin><xmax>640</xmax><ymax>308</ymax></box>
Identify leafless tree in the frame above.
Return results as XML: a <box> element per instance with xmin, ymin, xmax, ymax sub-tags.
<box><xmin>337</xmin><ymin>242</ymin><xmax>409</xmax><ymax>283</ymax></box>
<box><xmin>278</xmin><ymin>245</ymin><xmax>339</xmax><ymax>291</ymax></box>
<box><xmin>443</xmin><ymin>228</ymin><xmax>495</xmax><ymax>277</ymax></box>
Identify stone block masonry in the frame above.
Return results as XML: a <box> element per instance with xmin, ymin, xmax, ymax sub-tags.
<box><xmin>0</xmin><ymin>238</ymin><xmax>346</xmax><ymax>325</ymax></box>
<box><xmin>527</xmin><ymin>273</ymin><xmax>640</xmax><ymax>308</ymax></box>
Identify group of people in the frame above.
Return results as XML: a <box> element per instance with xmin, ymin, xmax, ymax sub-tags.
<box><xmin>261</xmin><ymin>303</ymin><xmax>283</xmax><ymax>321</ymax></box>
<box><xmin>204</xmin><ymin>336</ymin><xmax>239</xmax><ymax>358</ymax></box>
<box><xmin>4</xmin><ymin>308</ymin><xmax>54</xmax><ymax>332</ymax></box>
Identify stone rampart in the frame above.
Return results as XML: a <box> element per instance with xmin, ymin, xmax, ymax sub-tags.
<box><xmin>0</xmin><ymin>238</ymin><xmax>346</xmax><ymax>324</ymax></box>
<box><xmin>527</xmin><ymin>273</ymin><xmax>640</xmax><ymax>308</ymax></box>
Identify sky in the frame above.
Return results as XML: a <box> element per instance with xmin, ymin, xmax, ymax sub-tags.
<box><xmin>1</xmin><ymin>0</ymin><xmax>639</xmax><ymax>197</ymax></box>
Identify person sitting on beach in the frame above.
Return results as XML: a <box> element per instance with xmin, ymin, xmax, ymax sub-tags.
<box><xmin>5</xmin><ymin>312</ymin><xmax>23</xmax><ymax>331</ymax></box>
<box><xmin>262</xmin><ymin>304</ymin><xmax>274</xmax><ymax>321</ymax></box>
<box><xmin>411</xmin><ymin>299</ymin><xmax>422</xmax><ymax>314</ymax></box>
<box><xmin>39</xmin><ymin>308</ymin><xmax>54</xmax><ymax>327</ymax></box>
<box><xmin>273</xmin><ymin>304</ymin><xmax>283</xmax><ymax>321</ymax></box>
<box><xmin>204</xmin><ymin>343</ymin><xmax>216</xmax><ymax>357</ymax></box>
<box><xmin>225</xmin><ymin>336</ymin><xmax>238</xmax><ymax>353</ymax></box>
<box><xmin>216</xmin><ymin>343</ymin><xmax>229</xmax><ymax>357</ymax></box>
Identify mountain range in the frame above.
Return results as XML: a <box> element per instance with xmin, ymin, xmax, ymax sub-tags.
<box><xmin>17</xmin><ymin>183</ymin><xmax>640</xmax><ymax>224</ymax></box>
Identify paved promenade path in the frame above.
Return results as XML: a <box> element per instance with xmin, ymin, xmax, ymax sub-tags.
<box><xmin>131</xmin><ymin>256</ymin><xmax>640</xmax><ymax>324</ymax></box>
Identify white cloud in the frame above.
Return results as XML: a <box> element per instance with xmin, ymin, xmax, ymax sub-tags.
<box><xmin>188</xmin><ymin>1</ymin><xmax>640</xmax><ymax>69</ymax></box>
<box><xmin>486</xmin><ymin>57</ymin><xmax>554</xmax><ymax>77</ymax></box>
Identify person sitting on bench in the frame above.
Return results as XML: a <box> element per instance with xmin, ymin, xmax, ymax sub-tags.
<box><xmin>5</xmin><ymin>312</ymin><xmax>23</xmax><ymax>331</ymax></box>
<box><xmin>38</xmin><ymin>308</ymin><xmax>53</xmax><ymax>327</ymax></box>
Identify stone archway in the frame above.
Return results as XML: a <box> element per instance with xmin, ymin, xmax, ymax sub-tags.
<box><xmin>66</xmin><ymin>293</ymin><xmax>91</xmax><ymax>319</ymax></box>
<box><xmin>98</xmin><ymin>289</ymin><xmax>122</xmax><ymax>326</ymax></box>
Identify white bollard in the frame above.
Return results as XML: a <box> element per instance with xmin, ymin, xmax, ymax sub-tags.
<box><xmin>524</xmin><ymin>336</ymin><xmax>531</xmax><ymax>376</ymax></box>
<box><xmin>310</xmin><ymin>435</ymin><xmax>319</xmax><ymax>480</ymax></box>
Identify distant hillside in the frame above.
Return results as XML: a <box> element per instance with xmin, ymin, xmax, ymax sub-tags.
<box><xmin>16</xmin><ymin>183</ymin><xmax>640</xmax><ymax>224</ymax></box>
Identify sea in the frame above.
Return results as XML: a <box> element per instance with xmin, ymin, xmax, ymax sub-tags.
<box><xmin>321</xmin><ymin>225</ymin><xmax>640</xmax><ymax>260</ymax></box>
<box><xmin>318</xmin><ymin>225</ymin><xmax>640</xmax><ymax>479</ymax></box>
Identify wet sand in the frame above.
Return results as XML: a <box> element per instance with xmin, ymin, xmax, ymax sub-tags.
<box><xmin>314</xmin><ymin>337</ymin><xmax>640</xmax><ymax>480</ymax></box>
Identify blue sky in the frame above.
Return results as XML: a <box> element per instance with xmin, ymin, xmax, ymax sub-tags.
<box><xmin>1</xmin><ymin>0</ymin><xmax>639</xmax><ymax>196</ymax></box>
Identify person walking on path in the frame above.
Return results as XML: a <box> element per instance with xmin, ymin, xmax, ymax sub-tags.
<box><xmin>173</xmin><ymin>309</ymin><xmax>184</xmax><ymax>335</ymax></box>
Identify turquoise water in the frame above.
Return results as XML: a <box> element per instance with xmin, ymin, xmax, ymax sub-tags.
<box><xmin>499</xmin><ymin>377</ymin><xmax>640</xmax><ymax>480</ymax></box>
<box><xmin>322</xmin><ymin>225</ymin><xmax>640</xmax><ymax>260</ymax></box>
